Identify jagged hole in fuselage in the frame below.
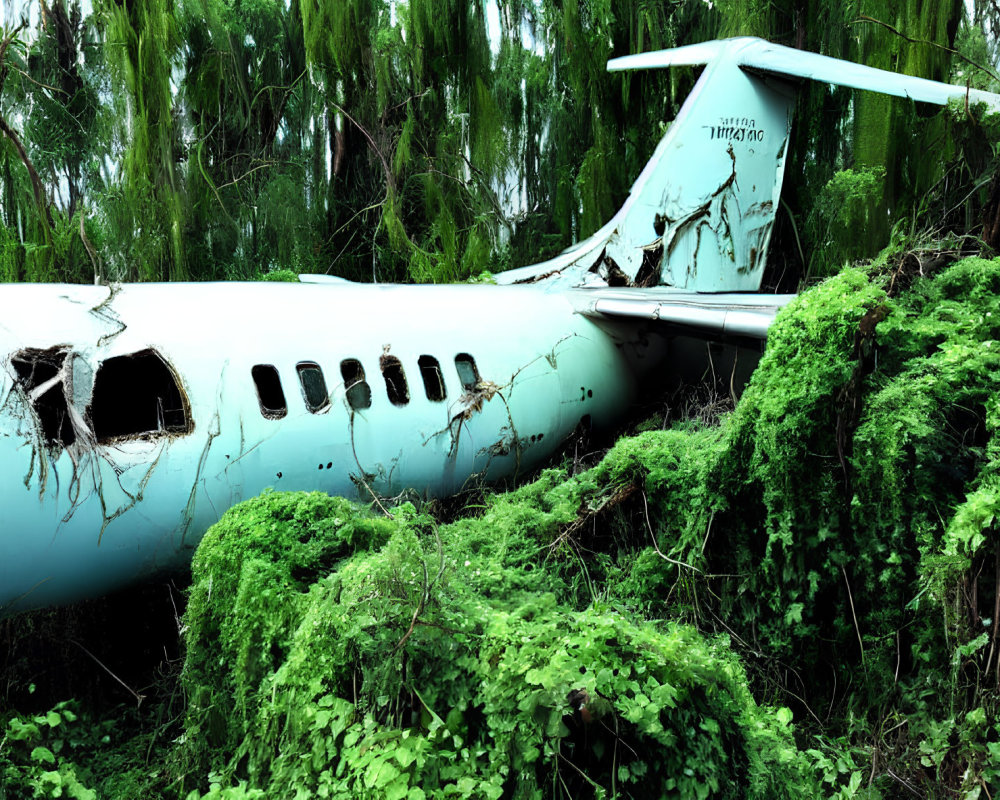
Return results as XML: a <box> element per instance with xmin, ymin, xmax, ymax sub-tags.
<box><xmin>90</xmin><ymin>349</ymin><xmax>191</xmax><ymax>441</ymax></box>
<box><xmin>11</xmin><ymin>347</ymin><xmax>76</xmax><ymax>447</ymax></box>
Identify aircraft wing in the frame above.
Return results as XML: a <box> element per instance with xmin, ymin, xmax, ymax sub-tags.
<box><xmin>567</xmin><ymin>288</ymin><xmax>797</xmax><ymax>339</ymax></box>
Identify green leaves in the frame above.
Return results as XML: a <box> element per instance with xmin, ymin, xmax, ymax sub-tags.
<box><xmin>176</xmin><ymin>472</ymin><xmax>818</xmax><ymax>800</ymax></box>
<box><xmin>1</xmin><ymin>701</ymin><xmax>98</xmax><ymax>800</ymax></box>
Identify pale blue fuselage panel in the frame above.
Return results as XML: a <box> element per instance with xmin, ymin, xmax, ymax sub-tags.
<box><xmin>0</xmin><ymin>282</ymin><xmax>651</xmax><ymax>611</ymax></box>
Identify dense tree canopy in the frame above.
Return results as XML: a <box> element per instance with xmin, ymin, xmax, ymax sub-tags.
<box><xmin>2</xmin><ymin>0</ymin><xmax>998</xmax><ymax>286</ymax></box>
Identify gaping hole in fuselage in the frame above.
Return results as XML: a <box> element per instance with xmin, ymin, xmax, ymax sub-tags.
<box><xmin>10</xmin><ymin>347</ymin><xmax>76</xmax><ymax>447</ymax></box>
<box><xmin>90</xmin><ymin>349</ymin><xmax>192</xmax><ymax>441</ymax></box>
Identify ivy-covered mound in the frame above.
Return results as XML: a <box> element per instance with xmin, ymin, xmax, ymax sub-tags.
<box><xmin>632</xmin><ymin>252</ymin><xmax>1000</xmax><ymax>795</ymax></box>
<box><xmin>176</xmin><ymin>489</ymin><xmax>815</xmax><ymax>799</ymax></box>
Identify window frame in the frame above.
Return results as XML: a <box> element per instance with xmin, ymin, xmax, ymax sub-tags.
<box><xmin>417</xmin><ymin>355</ymin><xmax>447</xmax><ymax>402</ymax></box>
<box><xmin>296</xmin><ymin>361</ymin><xmax>330</xmax><ymax>413</ymax></box>
<box><xmin>379</xmin><ymin>354</ymin><xmax>410</xmax><ymax>407</ymax></box>
<box><xmin>340</xmin><ymin>358</ymin><xmax>372</xmax><ymax>410</ymax></box>
<box><xmin>454</xmin><ymin>353</ymin><xmax>480</xmax><ymax>392</ymax></box>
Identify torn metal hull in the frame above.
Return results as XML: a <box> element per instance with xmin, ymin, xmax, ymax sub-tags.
<box><xmin>1</xmin><ymin>282</ymin><xmax>660</xmax><ymax>613</ymax></box>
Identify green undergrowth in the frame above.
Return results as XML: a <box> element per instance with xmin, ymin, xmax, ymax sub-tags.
<box><xmin>1</xmin><ymin>701</ymin><xmax>97</xmax><ymax>799</ymax></box>
<box><xmin>174</xmin><ymin>490</ymin><xmax>816</xmax><ymax>799</ymax></box>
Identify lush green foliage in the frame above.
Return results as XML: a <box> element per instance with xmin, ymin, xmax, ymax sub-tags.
<box><xmin>4</xmin><ymin>1</ymin><xmax>1000</xmax><ymax>797</ymax></box>
<box><xmin>162</xmin><ymin>254</ymin><xmax>1000</xmax><ymax>797</ymax></box>
<box><xmin>172</xmin><ymin>491</ymin><xmax>816</xmax><ymax>799</ymax></box>
<box><xmin>4</xmin><ymin>253</ymin><xmax>1000</xmax><ymax>796</ymax></box>
<box><xmin>0</xmin><ymin>0</ymin><xmax>700</xmax><ymax>283</ymax></box>
<box><xmin>1</xmin><ymin>701</ymin><xmax>98</xmax><ymax>799</ymax></box>
<box><xmin>3</xmin><ymin>0</ymin><xmax>997</xmax><ymax>285</ymax></box>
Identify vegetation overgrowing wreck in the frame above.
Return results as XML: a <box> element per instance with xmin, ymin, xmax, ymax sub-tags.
<box><xmin>4</xmin><ymin>252</ymin><xmax>1000</xmax><ymax>796</ymax></box>
<box><xmin>165</xmin><ymin>254</ymin><xmax>1000</xmax><ymax>796</ymax></box>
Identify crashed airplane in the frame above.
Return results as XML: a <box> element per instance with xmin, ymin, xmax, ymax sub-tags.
<box><xmin>4</xmin><ymin>37</ymin><xmax>999</xmax><ymax>614</ymax></box>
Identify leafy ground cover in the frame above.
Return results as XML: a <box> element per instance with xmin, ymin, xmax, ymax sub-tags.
<box><xmin>4</xmin><ymin>251</ymin><xmax>1000</xmax><ymax>798</ymax></box>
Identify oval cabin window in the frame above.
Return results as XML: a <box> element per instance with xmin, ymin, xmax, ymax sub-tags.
<box><xmin>340</xmin><ymin>359</ymin><xmax>372</xmax><ymax>410</ymax></box>
<box><xmin>297</xmin><ymin>362</ymin><xmax>330</xmax><ymax>413</ymax></box>
<box><xmin>418</xmin><ymin>355</ymin><xmax>446</xmax><ymax>402</ymax></box>
<box><xmin>251</xmin><ymin>364</ymin><xmax>288</xmax><ymax>419</ymax></box>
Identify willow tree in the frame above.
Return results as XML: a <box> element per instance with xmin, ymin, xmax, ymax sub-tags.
<box><xmin>177</xmin><ymin>0</ymin><xmax>312</xmax><ymax>280</ymax></box>
<box><xmin>97</xmin><ymin>0</ymin><xmax>186</xmax><ymax>281</ymax></box>
<box><xmin>0</xmin><ymin>4</ymin><xmax>106</xmax><ymax>283</ymax></box>
<box><xmin>490</xmin><ymin>0</ymin><xmax>713</xmax><ymax>266</ymax></box>
<box><xmin>0</xmin><ymin>24</ymin><xmax>53</xmax><ymax>282</ymax></box>
<box><xmin>297</xmin><ymin>0</ymin><xmax>503</xmax><ymax>282</ymax></box>
<box><xmin>0</xmin><ymin>0</ymin><xmax>994</xmax><ymax>286</ymax></box>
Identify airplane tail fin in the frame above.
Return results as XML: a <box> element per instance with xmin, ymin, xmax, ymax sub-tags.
<box><xmin>498</xmin><ymin>37</ymin><xmax>1000</xmax><ymax>293</ymax></box>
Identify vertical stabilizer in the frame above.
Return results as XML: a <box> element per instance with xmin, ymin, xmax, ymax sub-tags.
<box><xmin>607</xmin><ymin>42</ymin><xmax>795</xmax><ymax>291</ymax></box>
<box><xmin>497</xmin><ymin>37</ymin><xmax>1000</xmax><ymax>292</ymax></box>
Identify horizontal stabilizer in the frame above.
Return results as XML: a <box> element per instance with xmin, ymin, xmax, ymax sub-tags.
<box><xmin>568</xmin><ymin>288</ymin><xmax>797</xmax><ymax>339</ymax></box>
<box><xmin>609</xmin><ymin>37</ymin><xmax>1000</xmax><ymax>111</ymax></box>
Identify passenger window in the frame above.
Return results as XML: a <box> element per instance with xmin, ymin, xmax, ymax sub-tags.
<box><xmin>251</xmin><ymin>364</ymin><xmax>287</xmax><ymax>419</ymax></box>
<box><xmin>297</xmin><ymin>362</ymin><xmax>329</xmax><ymax>412</ymax></box>
<box><xmin>380</xmin><ymin>355</ymin><xmax>409</xmax><ymax>406</ymax></box>
<box><xmin>418</xmin><ymin>355</ymin><xmax>446</xmax><ymax>402</ymax></box>
<box><xmin>91</xmin><ymin>349</ymin><xmax>192</xmax><ymax>440</ymax></box>
<box><xmin>455</xmin><ymin>353</ymin><xmax>479</xmax><ymax>391</ymax></box>
<box><xmin>340</xmin><ymin>359</ymin><xmax>372</xmax><ymax>410</ymax></box>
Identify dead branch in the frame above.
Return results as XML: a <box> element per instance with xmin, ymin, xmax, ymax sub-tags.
<box><xmin>0</xmin><ymin>24</ymin><xmax>55</xmax><ymax>236</ymax></box>
<box><xmin>642</xmin><ymin>491</ymin><xmax>701</xmax><ymax>573</ymax></box>
<box><xmin>842</xmin><ymin>565</ymin><xmax>866</xmax><ymax>665</ymax></box>
<box><xmin>394</xmin><ymin>527</ymin><xmax>445</xmax><ymax>652</ymax></box>
<box><xmin>68</xmin><ymin>639</ymin><xmax>146</xmax><ymax>707</ymax></box>
<box><xmin>850</xmin><ymin>15</ymin><xmax>1000</xmax><ymax>86</ymax></box>
<box><xmin>550</xmin><ymin>483</ymin><xmax>638</xmax><ymax>551</ymax></box>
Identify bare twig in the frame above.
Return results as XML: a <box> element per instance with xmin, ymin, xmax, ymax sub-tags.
<box><xmin>330</xmin><ymin>101</ymin><xmax>393</xmax><ymax>191</ymax></box>
<box><xmin>642</xmin><ymin>491</ymin><xmax>701</xmax><ymax>573</ymax></box>
<box><xmin>886</xmin><ymin>767</ymin><xmax>924</xmax><ymax>798</ymax></box>
<box><xmin>555</xmin><ymin>751</ymin><xmax>604</xmax><ymax>792</ymax></box>
<box><xmin>549</xmin><ymin>483</ymin><xmax>637</xmax><ymax>550</ymax></box>
<box><xmin>984</xmin><ymin>548</ymin><xmax>1000</xmax><ymax>682</ymax></box>
<box><xmin>248</xmin><ymin>69</ymin><xmax>305</xmax><ymax>115</ymax></box>
<box><xmin>393</xmin><ymin>555</ymin><xmax>429</xmax><ymax>653</ymax></box>
<box><xmin>7</xmin><ymin>64</ymin><xmax>65</xmax><ymax>95</ymax></box>
<box><xmin>394</xmin><ymin>527</ymin><xmax>446</xmax><ymax>652</ymax></box>
<box><xmin>79</xmin><ymin>212</ymin><xmax>101</xmax><ymax>282</ymax></box>
<box><xmin>850</xmin><ymin>15</ymin><xmax>1000</xmax><ymax>86</ymax></box>
<box><xmin>215</xmin><ymin>160</ymin><xmax>280</xmax><ymax>191</ymax></box>
<box><xmin>842</xmin><ymin>565</ymin><xmax>866</xmax><ymax>664</ymax></box>
<box><xmin>69</xmin><ymin>639</ymin><xmax>146</xmax><ymax>707</ymax></box>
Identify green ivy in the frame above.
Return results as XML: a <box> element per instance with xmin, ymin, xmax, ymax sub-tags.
<box><xmin>176</xmin><ymin>490</ymin><xmax>818</xmax><ymax>799</ymax></box>
<box><xmin>0</xmin><ymin>700</ymin><xmax>98</xmax><ymax>800</ymax></box>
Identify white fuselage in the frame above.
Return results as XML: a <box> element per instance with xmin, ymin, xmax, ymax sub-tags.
<box><xmin>1</xmin><ymin>282</ymin><xmax>661</xmax><ymax>612</ymax></box>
